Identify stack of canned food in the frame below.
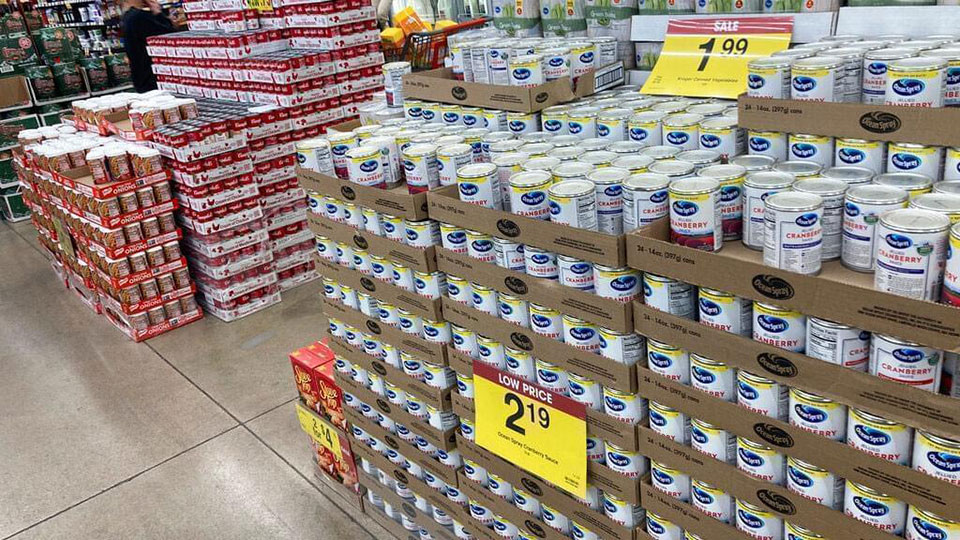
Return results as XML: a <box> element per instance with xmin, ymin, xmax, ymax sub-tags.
<box><xmin>748</xmin><ymin>33</ymin><xmax>960</xmax><ymax>106</ymax></box>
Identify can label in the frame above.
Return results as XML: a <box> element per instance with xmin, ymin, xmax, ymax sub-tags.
<box><xmin>563</xmin><ymin>317</ymin><xmax>600</xmax><ymax>353</ymax></box>
<box><xmin>692</xmin><ymin>481</ymin><xmax>734</xmax><ymax>523</ymax></box>
<box><xmin>477</xmin><ymin>336</ymin><xmax>505</xmax><ymax>369</ymax></box>
<box><xmin>885</xmin><ymin>67</ymin><xmax>946</xmax><ymax>108</ymax></box>
<box><xmin>787</xmin><ymin>459</ymin><xmax>844</xmax><ymax>510</ymax></box>
<box><xmin>748</xmin><ymin>66</ymin><xmax>790</xmax><ymax>99</ymax></box>
<box><xmin>913</xmin><ymin>430</ymin><xmax>960</xmax><ymax>485</ymax></box>
<box><xmin>844</xmin><ymin>482</ymin><xmax>907</xmax><ymax>535</ymax></box>
<box><xmin>792</xmin><ymin>66</ymin><xmax>841</xmax><ymax>102</ymax></box>
<box><xmin>505</xmin><ymin>348</ymin><xmax>536</xmax><ymax>382</ymax></box>
<box><xmin>806</xmin><ymin>319</ymin><xmax>870</xmax><ymax>370</ymax></box>
<box><xmin>643</xmin><ymin>274</ymin><xmax>696</xmax><ymax>319</ymax></box>
<box><xmin>507</xmin><ymin>112</ymin><xmax>541</xmax><ymax>135</ymax></box>
<box><xmin>535</xmin><ymin>360</ymin><xmax>569</xmax><ymax>395</ymax></box>
<box><xmin>404</xmin><ymin>220</ymin><xmax>440</xmax><ymax>248</ymax></box>
<box><xmin>691</xmin><ymin>358</ymin><xmax>736</xmax><ymax>402</ymax></box>
<box><xmin>789</xmin><ymin>134</ymin><xmax>834</xmax><ymax>168</ymax></box>
<box><xmin>874</xmin><ymin>221</ymin><xmax>949</xmax><ymax>301</ymax></box>
<box><xmin>559</xmin><ymin>257</ymin><xmax>594</xmax><ymax>291</ymax></box>
<box><xmin>440</xmin><ymin>223</ymin><xmax>468</xmax><ymax>254</ymax></box>
<box><xmin>458</xmin><ymin>169</ymin><xmax>501</xmax><ymax>209</ymax></box>
<box><xmin>847</xmin><ymin>409</ymin><xmax>913</xmax><ymax>465</ymax></box>
<box><xmin>869</xmin><ymin>336</ymin><xmax>941</xmax><ymax>391</ymax></box>
<box><xmin>597</xmin><ymin>117</ymin><xmax>627</xmax><ymax>141</ymax></box>
<box><xmin>737</xmin><ymin>440</ymin><xmax>786</xmax><ymax>484</ymax></box>
<box><xmin>836</xmin><ymin>139</ymin><xmax>887</xmax><ymax>173</ymax></box>
<box><xmin>509</xmin><ymin>57</ymin><xmax>545</xmax><ymax>88</ymax></box>
<box><xmin>842</xmin><ymin>197</ymin><xmax>906</xmax><ymax>272</ymax></box>
<box><xmin>567</xmin><ymin>114</ymin><xmax>597</xmax><ymax>139</ymax></box>
<box><xmin>499</xmin><ymin>295</ymin><xmax>530</xmax><ymax>327</ymax></box>
<box><xmin>946</xmin><ymin>231</ymin><xmax>960</xmax><ymax>302</ymax></box>
<box><xmin>438</xmin><ymin>148</ymin><xmax>474</xmax><ymax>187</ymax></box>
<box><xmin>752</xmin><ymin>304</ymin><xmax>807</xmax><ymax>353</ymax></box>
<box><xmin>748</xmin><ymin>131</ymin><xmax>788</xmax><ymax>161</ymax></box>
<box><xmin>691</xmin><ymin>422</ymin><xmax>736</xmax><ymax>463</ymax></box>
<box><xmin>493</xmin><ymin>238</ymin><xmax>525</xmax><ymax>271</ymax></box>
<box><xmin>647</xmin><ymin>341</ymin><xmax>690</xmax><ymax>384</ymax></box>
<box><xmin>764</xmin><ymin>203</ymin><xmax>823</xmax><ymax>275</ymax></box>
<box><xmin>649</xmin><ymin>404</ymin><xmax>690</xmax><ymax>444</ymax></box>
<box><xmin>624</xmin><ymin>185</ymin><xmax>669</xmax><ymax>232</ymax></box>
<box><xmin>906</xmin><ymin>508</ymin><xmax>960</xmax><ymax>540</ymax></box>
<box><xmin>888</xmin><ymin>144</ymin><xmax>943</xmax><ymax>180</ymax></box>
<box><xmin>651</xmin><ymin>464</ymin><xmax>690</xmax><ymax>502</ymax></box>
<box><xmin>736</xmin><ymin>502</ymin><xmax>783</xmax><ymax>540</ymax></box>
<box><xmin>530</xmin><ymin>304</ymin><xmax>562</xmax><ymax>339</ymax></box>
<box><xmin>596</xmin><ymin>182</ymin><xmax>624</xmax><ymax>234</ymax></box>
<box><xmin>603</xmin><ymin>388</ymin><xmax>645</xmax><ymax>424</ymax></box>
<box><xmin>595</xmin><ymin>266</ymin><xmax>640</xmax><ymax>302</ymax></box>
<box><xmin>510</xmin><ymin>180</ymin><xmax>551</xmax><ymax>220</ymax></box>
<box><xmin>628</xmin><ymin>119</ymin><xmax>662</xmax><ymax>146</ymax></box>
<box><xmin>700</xmin><ymin>125</ymin><xmax>744</xmax><ymax>158</ymax></box>
<box><xmin>698</xmin><ymin>289</ymin><xmax>752</xmax><ymax>337</ymax></box>
<box><xmin>669</xmin><ymin>189</ymin><xmax>722</xmax><ymax>251</ymax></box>
<box><xmin>742</xmin><ymin>183</ymin><xmax>784</xmax><ymax>251</ymax></box>
<box><xmin>446</xmin><ymin>275</ymin><xmax>472</xmax><ymax>304</ymax></box>
<box><xmin>789</xmin><ymin>391</ymin><xmax>847</xmax><ymax>441</ymax></box>
<box><xmin>946</xmin><ymin>147</ymin><xmax>960</xmax><ymax>181</ymax></box>
<box><xmin>598</xmin><ymin>329</ymin><xmax>645</xmax><ymax>366</ymax></box>
<box><xmin>664</xmin><ymin>126</ymin><xmax>699</xmax><ymax>151</ymax></box>
<box><xmin>738</xmin><ymin>372</ymin><xmax>789</xmax><ymax>420</ymax></box>
<box><xmin>862</xmin><ymin>59</ymin><xmax>892</xmax><ymax>104</ymax></box>
<box><xmin>549</xmin><ymin>188</ymin><xmax>597</xmax><ymax>230</ymax></box>
<box><xmin>525</xmin><ymin>248</ymin><xmax>559</xmax><ymax>279</ymax></box>
<box><xmin>467</xmin><ymin>230</ymin><xmax>496</xmax><ymax>264</ymax></box>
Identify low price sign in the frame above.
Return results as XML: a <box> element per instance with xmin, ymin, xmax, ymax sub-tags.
<box><xmin>474</xmin><ymin>362</ymin><xmax>587</xmax><ymax>498</ymax></box>
<box><xmin>642</xmin><ymin>16</ymin><xmax>793</xmax><ymax>99</ymax></box>
<box><xmin>296</xmin><ymin>402</ymin><xmax>342</xmax><ymax>460</ymax></box>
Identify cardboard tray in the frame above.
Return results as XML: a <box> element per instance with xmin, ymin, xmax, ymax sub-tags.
<box><xmin>738</xmin><ymin>94</ymin><xmax>960</xmax><ymax>147</ymax></box>
<box><xmin>436</xmin><ymin>248</ymin><xmax>632</xmax><ymax>334</ymax></box>
<box><xmin>448</xmin><ymin>348</ymin><xmax>640</xmax><ymax>452</ymax></box>
<box><xmin>626</xmin><ymin>218</ymin><xmax>960</xmax><ymax>352</ymax></box>
<box><xmin>401</xmin><ymin>63</ymin><xmax>625</xmax><ymax>114</ymax></box>
<box><xmin>633</xmin><ymin>301</ymin><xmax>960</xmax><ymax>440</ymax></box>
<box><xmin>318</xmin><ymin>257</ymin><xmax>443</xmax><ymax>320</ymax></box>
<box><xmin>321</xmin><ymin>296</ymin><xmax>448</xmax><ymax>366</ymax></box>
<box><xmin>327</xmin><ymin>333</ymin><xmax>454</xmax><ymax>414</ymax></box>
<box><xmin>640</xmin><ymin>483</ymin><xmax>754</xmax><ymax>540</ymax></box>
<box><xmin>362</xmin><ymin>504</ymin><xmax>420</xmax><ymax>540</ymax></box>
<box><xmin>345</xmin><ymin>403</ymin><xmax>460</xmax><ymax>488</ymax></box>
<box><xmin>309</xmin><ymin>212</ymin><xmax>438</xmax><ymax>273</ymax></box>
<box><xmin>356</xmin><ymin>467</ymin><xmax>458</xmax><ymax>540</ymax></box>
<box><xmin>441</xmin><ymin>297</ymin><xmax>638</xmax><ymax>394</ymax></box>
<box><xmin>456</xmin><ymin>470</ymin><xmax>573</xmax><ymax>540</ymax></box>
<box><xmin>639</xmin><ymin>427</ymin><xmax>900</xmax><ymax>540</ymax></box>
<box><xmin>457</xmin><ymin>436</ymin><xmax>642</xmax><ymax>540</ymax></box>
<box><xmin>428</xmin><ymin>186</ymin><xmax>626</xmax><ymax>267</ymax></box>
<box><xmin>333</xmin><ymin>363</ymin><xmax>457</xmax><ymax>451</ymax></box>
<box><xmin>298</xmin><ymin>169</ymin><xmax>429</xmax><ymax>222</ymax></box>
<box><xmin>638</xmin><ymin>369</ymin><xmax>960</xmax><ymax>521</ymax></box>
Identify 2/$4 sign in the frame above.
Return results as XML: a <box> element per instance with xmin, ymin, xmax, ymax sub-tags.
<box><xmin>472</xmin><ymin>361</ymin><xmax>588</xmax><ymax>498</ymax></box>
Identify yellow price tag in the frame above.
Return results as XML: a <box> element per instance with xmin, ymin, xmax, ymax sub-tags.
<box><xmin>296</xmin><ymin>402</ymin><xmax>342</xmax><ymax>460</ymax></box>
<box><xmin>642</xmin><ymin>17</ymin><xmax>793</xmax><ymax>99</ymax></box>
<box><xmin>246</xmin><ymin>0</ymin><xmax>272</xmax><ymax>11</ymax></box>
<box><xmin>473</xmin><ymin>362</ymin><xmax>587</xmax><ymax>498</ymax></box>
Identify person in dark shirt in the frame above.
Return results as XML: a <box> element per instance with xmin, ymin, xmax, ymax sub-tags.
<box><xmin>121</xmin><ymin>0</ymin><xmax>176</xmax><ymax>93</ymax></box>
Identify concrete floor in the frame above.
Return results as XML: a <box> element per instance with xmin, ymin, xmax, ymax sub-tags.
<box><xmin>0</xmin><ymin>220</ymin><xmax>388</xmax><ymax>540</ymax></box>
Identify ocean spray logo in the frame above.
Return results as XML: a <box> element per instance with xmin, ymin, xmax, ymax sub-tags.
<box><xmin>892</xmin><ymin>348</ymin><xmax>925</xmax><ymax>363</ymax></box>
<box><xmin>607</xmin><ymin>452</ymin><xmax>631</xmax><ymax>468</ymax></box>
<box><xmin>544</xmin><ymin>119</ymin><xmax>563</xmax><ymax>132</ymax></box>
<box><xmin>548</xmin><ymin>56</ymin><xmax>564</xmax><ymax>67</ymax></box>
<box><xmin>569</xmin><ymin>327</ymin><xmax>596</xmax><ymax>341</ymax></box>
<box><xmin>738</xmin><ymin>448</ymin><xmax>765</xmax><ymax>467</ymax></box>
<box><xmin>647</xmin><ymin>518</ymin><xmax>666</xmax><ymax>535</ymax></box>
<box><xmin>597</xmin><ymin>124</ymin><xmax>610</xmax><ymax>137</ymax></box>
<box><xmin>855</xmin><ymin>425</ymin><xmax>891</xmax><ymax>446</ymax></box>
<box><xmin>459</xmin><ymin>182</ymin><xmax>479</xmax><ymax>196</ymax></box>
<box><xmin>791</xmin><ymin>143</ymin><xmax>818</xmax><ymax>159</ymax></box>
<box><xmin>750</xmin><ymin>137</ymin><xmax>772</xmax><ymax>152</ymax></box>
<box><xmin>701</xmin><ymin>133</ymin><xmax>722</xmax><ymax>148</ymax></box>
<box><xmin>845</xmin><ymin>202</ymin><xmax>861</xmax><ymax>218</ymax></box>
<box><xmin>721</xmin><ymin>185</ymin><xmax>741</xmax><ymax>202</ymax></box>
<box><xmin>892</xmin><ymin>153</ymin><xmax>921</xmax><ymax>170</ymax></box>
<box><xmin>532</xmin><ymin>314</ymin><xmax>551</xmax><ymax>328</ymax></box>
<box><xmin>403</xmin><ymin>160</ymin><xmax>416</xmax><ymax>172</ymax></box>
<box><xmin>651</xmin><ymin>190</ymin><xmax>668</xmax><ymax>203</ymax></box>
<box><xmin>838</xmin><ymin>147</ymin><xmax>866</xmax><ymax>164</ymax></box>
<box><xmin>446</xmin><ymin>230</ymin><xmax>467</xmax><ymax>245</ymax></box>
<box><xmin>359</xmin><ymin>159</ymin><xmax>379</xmax><ymax>172</ymax></box>
<box><xmin>672</xmin><ymin>200</ymin><xmax>698</xmax><ymax>216</ymax></box>
<box><xmin>892</xmin><ymin>78</ymin><xmax>925</xmax><ymax>96</ymax></box>
<box><xmin>738</xmin><ymin>510</ymin><xmax>765</xmax><ymax>529</ymax></box>
<box><xmin>794</xmin><ymin>404</ymin><xmax>827</xmax><ymax>423</ymax></box>
<box><xmin>579</xmin><ymin>52</ymin><xmax>594</xmax><ymax>64</ymax></box>
<box><xmin>926</xmin><ymin>452</ymin><xmax>960</xmax><ymax>472</ymax></box>
<box><xmin>795</xmin><ymin>213</ymin><xmax>819</xmax><ymax>227</ymax></box>
<box><xmin>692</xmin><ymin>365</ymin><xmax>716</xmax><ymax>384</ymax></box>
<box><xmin>867</xmin><ymin>62</ymin><xmax>887</xmax><ymax>76</ymax></box>
<box><xmin>570</xmin><ymin>263</ymin><xmax>591</xmax><ymax>274</ymax></box>
<box><xmin>568</xmin><ymin>122</ymin><xmax>583</xmax><ymax>134</ymax></box>
<box><xmin>649</xmin><ymin>409</ymin><xmax>666</xmax><ymax>427</ymax></box>
<box><xmin>747</xmin><ymin>74</ymin><xmax>765</xmax><ymax>89</ymax></box>
<box><xmin>792</xmin><ymin>76</ymin><xmax>816</xmax><ymax>93</ymax></box>
<box><xmin>693</xmin><ymin>485</ymin><xmax>714</xmax><ymax>505</ymax></box>
<box><xmin>512</xmin><ymin>68</ymin><xmax>532</xmax><ymax>81</ymax></box>
<box><xmin>666</xmin><ymin>131</ymin><xmax>689</xmax><ymax>145</ymax></box>
<box><xmin>649</xmin><ymin>352</ymin><xmax>673</xmax><ymax>369</ymax></box>
<box><xmin>853</xmin><ymin>496</ymin><xmax>889</xmax><ymax>517</ymax></box>
<box><xmin>788</xmin><ymin>465</ymin><xmax>813</xmax><ymax>488</ymax></box>
<box><xmin>652</xmin><ymin>468</ymin><xmax>673</xmax><ymax>485</ymax></box>
<box><xmin>521</xmin><ymin>191</ymin><xmax>546</xmax><ymax>205</ymax></box>
<box><xmin>509</xmin><ymin>120</ymin><xmax>527</xmax><ymax>132</ymax></box>
<box><xmin>691</xmin><ymin>426</ymin><xmax>708</xmax><ymax>445</ymax></box>
<box><xmin>886</xmin><ymin>233</ymin><xmax>913</xmax><ymax>249</ymax></box>
<box><xmin>604</xmin><ymin>396</ymin><xmax>626</xmax><ymax>412</ymax></box>
<box><xmin>699</xmin><ymin>298</ymin><xmax>722</xmax><ymax>317</ymax></box>
<box><xmin>610</xmin><ymin>276</ymin><xmax>637</xmax><ymax>291</ymax></box>
<box><xmin>443</xmin><ymin>112</ymin><xmax>460</xmax><ymax>123</ymax></box>
<box><xmin>912</xmin><ymin>517</ymin><xmax>948</xmax><ymax>540</ymax></box>
<box><xmin>738</xmin><ymin>381</ymin><xmax>759</xmax><ymax>400</ymax></box>
<box><xmin>629</xmin><ymin>127</ymin><xmax>649</xmax><ymax>141</ymax></box>
<box><xmin>537</xmin><ymin>368</ymin><xmax>559</xmax><ymax>383</ymax></box>
<box><xmin>758</xmin><ymin>315</ymin><xmax>789</xmax><ymax>333</ymax></box>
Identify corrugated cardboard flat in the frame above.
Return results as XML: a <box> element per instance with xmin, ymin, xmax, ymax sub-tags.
<box><xmin>441</xmin><ymin>297</ymin><xmax>637</xmax><ymax>393</ymax></box>
<box><xmin>334</xmin><ymin>369</ymin><xmax>456</xmax><ymax>451</ymax></box>
<box><xmin>437</xmin><ymin>248</ymin><xmax>632</xmax><ymax>333</ymax></box>
<box><xmin>345</xmin><ymin>403</ymin><xmax>460</xmax><ymax>487</ymax></box>
<box><xmin>641</xmin><ymin>483</ymin><xmax>754</xmax><ymax>540</ymax></box>
<box><xmin>457</xmin><ymin>436</ymin><xmax>640</xmax><ymax>540</ymax></box>
<box><xmin>428</xmin><ymin>186</ymin><xmax>626</xmax><ymax>267</ymax></box>
<box><xmin>298</xmin><ymin>169</ymin><xmax>429</xmax><ymax>221</ymax></box>
<box><xmin>639</xmin><ymin>427</ymin><xmax>898</xmax><ymax>540</ymax></box>
<box><xmin>356</xmin><ymin>463</ymin><xmax>458</xmax><ymax>540</ymax></box>
<box><xmin>446</xmin><ymin>348</ymin><xmax>641</xmax><ymax>450</ymax></box>
<box><xmin>638</xmin><ymin>369</ymin><xmax>960</xmax><ymax>521</ymax></box>
<box><xmin>321</xmin><ymin>296</ymin><xmax>448</xmax><ymax>365</ymax></box>
<box><xmin>738</xmin><ymin>95</ymin><xmax>960</xmax><ymax>147</ymax></box>
<box><xmin>457</xmin><ymin>470</ymin><xmax>572</xmax><ymax>540</ymax></box>
<box><xmin>328</xmin><ymin>334</ymin><xmax>453</xmax><ymax>413</ymax></box>
<box><xmin>308</xmin><ymin>213</ymin><xmax>437</xmax><ymax>273</ymax></box>
<box><xmin>626</xmin><ymin>218</ymin><xmax>960</xmax><ymax>352</ymax></box>
<box><xmin>401</xmin><ymin>63</ymin><xmax>625</xmax><ymax>113</ymax></box>
<box><xmin>317</xmin><ymin>257</ymin><xmax>443</xmax><ymax>320</ymax></box>
<box><xmin>632</xmin><ymin>302</ymin><xmax>960</xmax><ymax>439</ymax></box>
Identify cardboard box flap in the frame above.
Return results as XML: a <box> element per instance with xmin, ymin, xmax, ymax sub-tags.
<box><xmin>298</xmin><ymin>169</ymin><xmax>429</xmax><ymax>221</ymax></box>
<box><xmin>627</xmin><ymin>218</ymin><xmax>960</xmax><ymax>352</ymax></box>
<box><xmin>633</xmin><ymin>301</ymin><xmax>960</xmax><ymax>439</ymax></box>
<box><xmin>738</xmin><ymin>95</ymin><xmax>960</xmax><ymax>147</ymax></box>
<box><xmin>641</xmin><ymin>483</ymin><xmax>754</xmax><ymax>540</ymax></box>
<box><xmin>308</xmin><ymin>213</ymin><xmax>437</xmax><ymax>273</ymax></box>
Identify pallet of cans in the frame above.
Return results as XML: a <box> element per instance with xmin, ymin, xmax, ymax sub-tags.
<box><xmin>742</xmin><ymin>33</ymin><xmax>960</xmax><ymax>148</ymax></box>
<box><xmin>15</xmin><ymin>126</ymin><xmax>203</xmax><ymax>341</ymax></box>
<box><xmin>401</xmin><ymin>34</ymin><xmax>626</xmax><ymax>114</ymax></box>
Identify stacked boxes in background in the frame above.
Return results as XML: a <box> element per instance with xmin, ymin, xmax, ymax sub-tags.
<box><xmin>15</xmin><ymin>122</ymin><xmax>202</xmax><ymax>340</ymax></box>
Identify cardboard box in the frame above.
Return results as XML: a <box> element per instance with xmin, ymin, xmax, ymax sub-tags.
<box><xmin>321</xmin><ymin>295</ymin><xmax>448</xmax><ymax>365</ymax></box>
<box><xmin>638</xmin><ymin>369</ymin><xmax>960</xmax><ymax>521</ymax></box>
<box><xmin>0</xmin><ymin>75</ymin><xmax>30</xmax><ymax>109</ymax></box>
<box><xmin>633</xmin><ymin>301</ymin><xmax>960</xmax><ymax>439</ymax></box>
<box><xmin>442</xmin><ymin>297</ymin><xmax>638</xmax><ymax>394</ymax></box>
<box><xmin>357</xmin><ymin>467</ymin><xmax>458</xmax><ymax>540</ymax></box>
<box><xmin>428</xmin><ymin>186</ymin><xmax>626</xmax><ymax>267</ymax></box>
<box><xmin>436</xmin><ymin>248</ymin><xmax>632</xmax><ymax>333</ymax></box>
<box><xmin>401</xmin><ymin>63</ymin><xmax>625</xmax><ymax>113</ymax></box>
<box><xmin>328</xmin><ymin>333</ymin><xmax>454</xmax><ymax>414</ymax></box>
<box><xmin>308</xmin><ymin>212</ymin><xmax>437</xmax><ymax>273</ymax></box>
<box><xmin>298</xmin><ymin>403</ymin><xmax>359</xmax><ymax>492</ymax></box>
<box><xmin>641</xmin><ymin>483</ymin><xmax>753</xmax><ymax>540</ymax></box>
<box><xmin>448</xmin><ymin>348</ymin><xmax>640</xmax><ymax>451</ymax></box>
<box><xmin>457</xmin><ymin>436</ymin><xmax>640</xmax><ymax>540</ymax></box>
<box><xmin>345</xmin><ymin>402</ymin><xmax>460</xmax><ymax>487</ymax></box>
<box><xmin>290</xmin><ymin>341</ymin><xmax>345</xmax><ymax>430</ymax></box>
<box><xmin>298</xmin><ymin>169</ymin><xmax>429</xmax><ymax>222</ymax></box>
<box><xmin>334</xmin><ymin>368</ymin><xmax>457</xmax><ymax>451</ymax></box>
<box><xmin>362</xmin><ymin>502</ymin><xmax>419</xmax><ymax>540</ymax></box>
<box><xmin>457</xmin><ymin>470</ymin><xmax>572</xmax><ymax>540</ymax></box>
<box><xmin>318</xmin><ymin>257</ymin><xmax>443</xmax><ymax>320</ymax></box>
<box><xmin>639</xmin><ymin>427</ymin><xmax>898</xmax><ymax>540</ymax></box>
<box><xmin>738</xmin><ymin>94</ymin><xmax>960</xmax><ymax>147</ymax></box>
<box><xmin>626</xmin><ymin>218</ymin><xmax>960</xmax><ymax>352</ymax></box>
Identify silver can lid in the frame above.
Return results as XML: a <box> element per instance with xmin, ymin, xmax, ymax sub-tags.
<box><xmin>669</xmin><ymin>176</ymin><xmax>719</xmax><ymax>195</ymax></box>
<box><xmin>879</xmin><ymin>208</ymin><xmax>951</xmax><ymax>233</ymax></box>
<box><xmin>522</xmin><ymin>157</ymin><xmax>562</xmax><ymax>172</ymax></box>
<box><xmin>744</xmin><ymin>171</ymin><xmax>795</xmax><ymax>189</ymax></box>
<box><xmin>509</xmin><ymin>170</ymin><xmax>553</xmax><ymax>188</ymax></box>
<box><xmin>793</xmin><ymin>178</ymin><xmax>849</xmax><ymax>197</ymax></box>
<box><xmin>821</xmin><ymin>166</ymin><xmax>874</xmax><ymax>184</ymax></box>
<box><xmin>549</xmin><ymin>179</ymin><xmax>595</xmax><ymax>198</ymax></box>
<box><xmin>845</xmin><ymin>184</ymin><xmax>909</xmax><ymax>205</ymax></box>
<box><xmin>774</xmin><ymin>160</ymin><xmax>823</xmax><ymax>178</ymax></box>
<box><xmin>624</xmin><ymin>173</ymin><xmax>670</xmax><ymax>191</ymax></box>
<box><xmin>731</xmin><ymin>154</ymin><xmax>776</xmax><ymax>172</ymax></box>
<box><xmin>874</xmin><ymin>172</ymin><xmax>934</xmax><ymax>191</ymax></box>
<box><xmin>677</xmin><ymin>149</ymin><xmax>721</xmax><ymax>166</ymax></box>
<box><xmin>649</xmin><ymin>160</ymin><xmax>695</xmax><ymax>178</ymax></box>
<box><xmin>698</xmin><ymin>163</ymin><xmax>746</xmax><ymax>182</ymax></box>
<box><xmin>587</xmin><ymin>167</ymin><xmax>630</xmax><ymax>185</ymax></box>
<box><xmin>765</xmin><ymin>191</ymin><xmax>823</xmax><ymax>212</ymax></box>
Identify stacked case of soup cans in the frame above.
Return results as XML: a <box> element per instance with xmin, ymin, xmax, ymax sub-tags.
<box><xmin>15</xmin><ymin>122</ymin><xmax>203</xmax><ymax>341</ymax></box>
<box><xmin>612</xmin><ymin>35</ymin><xmax>960</xmax><ymax>540</ymax></box>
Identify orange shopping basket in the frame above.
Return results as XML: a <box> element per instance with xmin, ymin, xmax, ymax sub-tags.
<box><xmin>383</xmin><ymin>17</ymin><xmax>491</xmax><ymax>71</ymax></box>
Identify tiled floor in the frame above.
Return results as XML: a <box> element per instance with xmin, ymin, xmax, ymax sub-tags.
<box><xmin>0</xmin><ymin>220</ymin><xmax>389</xmax><ymax>540</ymax></box>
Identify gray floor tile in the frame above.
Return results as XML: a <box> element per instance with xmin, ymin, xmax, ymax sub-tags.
<box><xmin>0</xmin><ymin>226</ymin><xmax>237</xmax><ymax>538</ymax></box>
<box><xmin>246</xmin><ymin>402</ymin><xmax>391</xmax><ymax>539</ymax></box>
<box><xmin>9</xmin><ymin>428</ymin><xmax>376</xmax><ymax>540</ymax></box>
<box><xmin>148</xmin><ymin>281</ymin><xmax>326</xmax><ymax>422</ymax></box>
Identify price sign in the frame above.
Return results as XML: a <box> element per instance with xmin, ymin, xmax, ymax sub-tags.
<box><xmin>642</xmin><ymin>17</ymin><xmax>793</xmax><ymax>99</ymax></box>
<box><xmin>473</xmin><ymin>362</ymin><xmax>587</xmax><ymax>498</ymax></box>
<box><xmin>296</xmin><ymin>402</ymin><xmax>342</xmax><ymax>460</ymax></box>
<box><xmin>246</xmin><ymin>0</ymin><xmax>272</xmax><ymax>11</ymax></box>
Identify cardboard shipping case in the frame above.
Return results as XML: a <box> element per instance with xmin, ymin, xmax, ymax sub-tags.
<box><xmin>401</xmin><ymin>63</ymin><xmax>625</xmax><ymax>113</ymax></box>
<box><xmin>738</xmin><ymin>94</ymin><xmax>960</xmax><ymax>147</ymax></box>
<box><xmin>639</xmin><ymin>427</ymin><xmax>899</xmax><ymax>540</ymax></box>
<box><xmin>357</xmin><ymin>467</ymin><xmax>458</xmax><ymax>540</ymax></box>
<box><xmin>436</xmin><ymin>248</ymin><xmax>633</xmax><ymax>333</ymax></box>
<box><xmin>441</xmin><ymin>297</ymin><xmax>638</xmax><ymax>394</ymax></box>
<box><xmin>308</xmin><ymin>212</ymin><xmax>438</xmax><ymax>273</ymax></box>
<box><xmin>626</xmin><ymin>217</ymin><xmax>960</xmax><ymax>351</ymax></box>
<box><xmin>638</xmin><ymin>369</ymin><xmax>960</xmax><ymax>521</ymax></box>
<box><xmin>318</xmin><ymin>257</ymin><xmax>443</xmax><ymax>320</ymax></box>
<box><xmin>428</xmin><ymin>185</ymin><xmax>627</xmax><ymax>267</ymax></box>
<box><xmin>298</xmin><ymin>168</ymin><xmax>430</xmax><ymax>222</ymax></box>
<box><xmin>641</xmin><ymin>482</ymin><xmax>754</xmax><ymax>540</ymax></box>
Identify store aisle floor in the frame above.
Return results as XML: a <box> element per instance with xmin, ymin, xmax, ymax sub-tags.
<box><xmin>0</xmin><ymin>221</ymin><xmax>388</xmax><ymax>540</ymax></box>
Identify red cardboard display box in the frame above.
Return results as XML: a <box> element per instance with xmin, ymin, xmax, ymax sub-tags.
<box><xmin>290</xmin><ymin>341</ymin><xmax>345</xmax><ymax>430</ymax></box>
